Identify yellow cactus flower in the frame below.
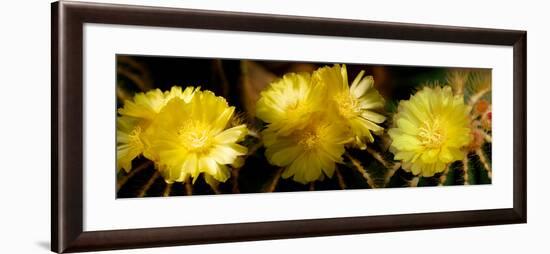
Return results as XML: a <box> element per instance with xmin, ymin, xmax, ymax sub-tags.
<box><xmin>313</xmin><ymin>64</ymin><xmax>386</xmax><ymax>149</ymax></box>
<box><xmin>256</xmin><ymin>71</ymin><xmax>341</xmax><ymax>184</ymax></box>
<box><xmin>256</xmin><ymin>65</ymin><xmax>387</xmax><ymax>184</ymax></box>
<box><xmin>256</xmin><ymin>72</ymin><xmax>324</xmax><ymax>136</ymax></box>
<box><xmin>116</xmin><ymin>116</ymin><xmax>145</xmax><ymax>172</ymax></box>
<box><xmin>263</xmin><ymin>115</ymin><xmax>351</xmax><ymax>184</ymax></box>
<box><xmin>117</xmin><ymin>89</ymin><xmax>167</xmax><ymax>172</ymax></box>
<box><xmin>388</xmin><ymin>86</ymin><xmax>471</xmax><ymax>177</ymax></box>
<box><xmin>116</xmin><ymin>86</ymin><xmax>199</xmax><ymax>172</ymax></box>
<box><xmin>151</xmin><ymin>90</ymin><xmax>248</xmax><ymax>184</ymax></box>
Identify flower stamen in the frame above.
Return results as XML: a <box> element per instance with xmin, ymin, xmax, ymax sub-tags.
<box><xmin>334</xmin><ymin>93</ymin><xmax>358</xmax><ymax>118</ymax></box>
<box><xmin>418</xmin><ymin>119</ymin><xmax>445</xmax><ymax>149</ymax></box>
<box><xmin>129</xmin><ymin>126</ymin><xmax>144</xmax><ymax>150</ymax></box>
<box><xmin>177</xmin><ymin>121</ymin><xmax>213</xmax><ymax>153</ymax></box>
<box><xmin>297</xmin><ymin>129</ymin><xmax>321</xmax><ymax>151</ymax></box>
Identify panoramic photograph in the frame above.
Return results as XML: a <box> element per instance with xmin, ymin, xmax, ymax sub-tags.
<box><xmin>115</xmin><ymin>55</ymin><xmax>492</xmax><ymax>198</ymax></box>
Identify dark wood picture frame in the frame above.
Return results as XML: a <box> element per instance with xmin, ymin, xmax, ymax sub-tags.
<box><xmin>52</xmin><ymin>1</ymin><xmax>527</xmax><ymax>253</ymax></box>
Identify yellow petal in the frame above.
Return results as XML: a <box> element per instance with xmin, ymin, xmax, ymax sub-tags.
<box><xmin>350</xmin><ymin>75</ymin><xmax>373</xmax><ymax>99</ymax></box>
<box><xmin>214</xmin><ymin>124</ymin><xmax>247</xmax><ymax>144</ymax></box>
<box><xmin>209</xmin><ymin>143</ymin><xmax>247</xmax><ymax>165</ymax></box>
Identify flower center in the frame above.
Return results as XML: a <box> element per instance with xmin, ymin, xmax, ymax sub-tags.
<box><xmin>418</xmin><ymin>119</ymin><xmax>445</xmax><ymax>149</ymax></box>
<box><xmin>177</xmin><ymin>121</ymin><xmax>213</xmax><ymax>153</ymax></box>
<box><xmin>295</xmin><ymin>127</ymin><xmax>321</xmax><ymax>151</ymax></box>
<box><xmin>334</xmin><ymin>93</ymin><xmax>358</xmax><ymax>118</ymax></box>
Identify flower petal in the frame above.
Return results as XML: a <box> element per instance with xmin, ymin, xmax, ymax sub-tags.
<box><xmin>214</xmin><ymin>124</ymin><xmax>247</xmax><ymax>144</ymax></box>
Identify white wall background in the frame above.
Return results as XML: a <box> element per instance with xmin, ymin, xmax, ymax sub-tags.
<box><xmin>0</xmin><ymin>0</ymin><xmax>546</xmax><ymax>253</ymax></box>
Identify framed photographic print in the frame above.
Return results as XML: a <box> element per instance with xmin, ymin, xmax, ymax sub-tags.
<box><xmin>52</xmin><ymin>1</ymin><xmax>527</xmax><ymax>253</ymax></box>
